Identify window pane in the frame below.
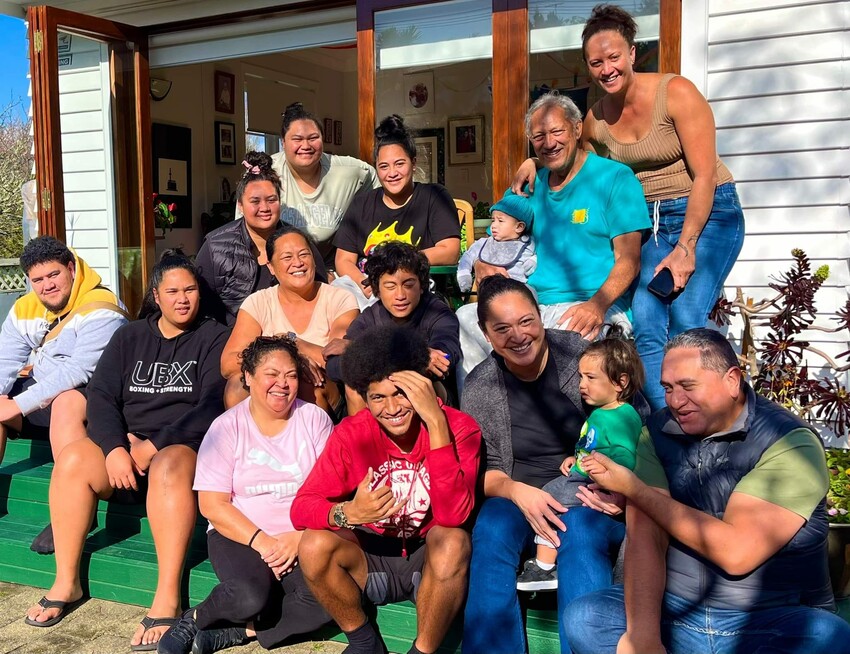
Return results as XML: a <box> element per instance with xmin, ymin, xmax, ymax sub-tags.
<box><xmin>529</xmin><ymin>1</ymin><xmax>659</xmax><ymax>116</ymax></box>
<box><xmin>375</xmin><ymin>0</ymin><xmax>493</xmax><ymax>204</ymax></box>
<box><xmin>244</xmin><ymin>132</ymin><xmax>281</xmax><ymax>156</ymax></box>
<box><xmin>375</xmin><ymin>0</ymin><xmax>492</xmax><ymax>70</ymax></box>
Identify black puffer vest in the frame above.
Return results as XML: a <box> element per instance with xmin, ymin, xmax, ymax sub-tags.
<box><xmin>200</xmin><ymin>219</ymin><xmax>328</xmax><ymax>326</ymax></box>
<box><xmin>202</xmin><ymin>219</ymin><xmax>258</xmax><ymax>325</ymax></box>
<box><xmin>648</xmin><ymin>385</ymin><xmax>833</xmax><ymax>611</ymax></box>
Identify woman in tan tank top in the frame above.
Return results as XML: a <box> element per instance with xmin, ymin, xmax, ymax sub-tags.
<box><xmin>580</xmin><ymin>4</ymin><xmax>745</xmax><ymax>410</ymax></box>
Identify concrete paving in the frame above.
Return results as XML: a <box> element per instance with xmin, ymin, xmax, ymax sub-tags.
<box><xmin>0</xmin><ymin>583</ymin><xmax>346</xmax><ymax>654</ymax></box>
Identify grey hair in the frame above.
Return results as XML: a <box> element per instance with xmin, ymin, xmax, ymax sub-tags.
<box><xmin>525</xmin><ymin>93</ymin><xmax>583</xmax><ymax>137</ymax></box>
<box><xmin>664</xmin><ymin>328</ymin><xmax>740</xmax><ymax>376</ymax></box>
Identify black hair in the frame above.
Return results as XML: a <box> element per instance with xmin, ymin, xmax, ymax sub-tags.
<box><xmin>364</xmin><ymin>241</ymin><xmax>430</xmax><ymax>297</ymax></box>
<box><xmin>138</xmin><ymin>248</ymin><xmax>200</xmax><ymax>319</ymax></box>
<box><xmin>665</xmin><ymin>328</ymin><xmax>742</xmax><ymax>380</ymax></box>
<box><xmin>341</xmin><ymin>325</ymin><xmax>430</xmax><ymax>397</ymax></box>
<box><xmin>236</xmin><ymin>151</ymin><xmax>281</xmax><ymax>205</ymax></box>
<box><xmin>20</xmin><ymin>236</ymin><xmax>74</xmax><ymax>274</ymax></box>
<box><xmin>582</xmin><ymin>338</ymin><xmax>645</xmax><ymax>402</ymax></box>
<box><xmin>265</xmin><ymin>222</ymin><xmax>315</xmax><ymax>263</ymax></box>
<box><xmin>373</xmin><ymin>114</ymin><xmax>417</xmax><ymax>162</ymax></box>
<box><xmin>281</xmin><ymin>102</ymin><xmax>322</xmax><ymax>139</ymax></box>
<box><xmin>476</xmin><ymin>276</ymin><xmax>540</xmax><ymax>327</ymax></box>
<box><xmin>239</xmin><ymin>335</ymin><xmax>306</xmax><ymax>391</ymax></box>
<box><xmin>582</xmin><ymin>3</ymin><xmax>638</xmax><ymax>57</ymax></box>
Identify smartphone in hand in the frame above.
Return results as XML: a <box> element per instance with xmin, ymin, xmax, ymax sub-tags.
<box><xmin>647</xmin><ymin>268</ymin><xmax>675</xmax><ymax>300</ymax></box>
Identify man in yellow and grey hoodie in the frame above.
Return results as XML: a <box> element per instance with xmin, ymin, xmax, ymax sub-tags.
<box><xmin>0</xmin><ymin>236</ymin><xmax>128</xmax><ymax>467</ymax></box>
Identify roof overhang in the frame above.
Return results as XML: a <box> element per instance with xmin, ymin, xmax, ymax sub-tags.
<box><xmin>0</xmin><ymin>1</ymin><xmax>25</xmax><ymax>18</ymax></box>
<box><xmin>0</xmin><ymin>0</ymin><xmax>340</xmax><ymax>26</ymax></box>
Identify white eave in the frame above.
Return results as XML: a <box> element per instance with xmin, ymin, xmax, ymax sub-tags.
<box><xmin>0</xmin><ymin>0</ymin><xmax>336</xmax><ymax>26</ymax></box>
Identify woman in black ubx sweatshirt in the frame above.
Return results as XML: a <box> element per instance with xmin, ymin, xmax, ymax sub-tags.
<box><xmin>25</xmin><ymin>251</ymin><xmax>228</xmax><ymax>652</ymax></box>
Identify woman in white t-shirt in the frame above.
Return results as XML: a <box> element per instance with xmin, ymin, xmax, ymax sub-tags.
<box><xmin>158</xmin><ymin>335</ymin><xmax>333</xmax><ymax>654</ymax></box>
<box><xmin>221</xmin><ymin>224</ymin><xmax>358</xmax><ymax>415</ymax></box>
<box><xmin>271</xmin><ymin>102</ymin><xmax>380</xmax><ymax>264</ymax></box>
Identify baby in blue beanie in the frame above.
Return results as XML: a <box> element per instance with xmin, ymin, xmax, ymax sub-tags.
<box><xmin>457</xmin><ymin>193</ymin><xmax>537</xmax><ymax>292</ymax></box>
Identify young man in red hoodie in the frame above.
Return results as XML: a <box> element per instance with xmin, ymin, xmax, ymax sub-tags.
<box><xmin>291</xmin><ymin>326</ymin><xmax>481</xmax><ymax>654</ymax></box>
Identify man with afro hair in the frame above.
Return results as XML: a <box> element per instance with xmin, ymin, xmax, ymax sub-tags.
<box><xmin>291</xmin><ymin>325</ymin><xmax>481</xmax><ymax>654</ymax></box>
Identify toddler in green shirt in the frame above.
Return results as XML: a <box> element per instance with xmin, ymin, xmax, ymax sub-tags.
<box><xmin>517</xmin><ymin>338</ymin><xmax>645</xmax><ymax>592</ymax></box>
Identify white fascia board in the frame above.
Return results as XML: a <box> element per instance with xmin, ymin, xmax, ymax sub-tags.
<box><xmin>378</xmin><ymin>35</ymin><xmax>492</xmax><ymax>70</ymax></box>
<box><xmin>0</xmin><ymin>1</ymin><xmax>25</xmax><ymax>18</ymax></box>
<box><xmin>530</xmin><ymin>14</ymin><xmax>659</xmax><ymax>54</ymax></box>
<box><xmin>149</xmin><ymin>6</ymin><xmax>355</xmax><ymax>68</ymax></box>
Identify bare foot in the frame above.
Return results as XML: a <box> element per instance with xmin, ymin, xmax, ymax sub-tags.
<box><xmin>25</xmin><ymin>583</ymin><xmax>83</xmax><ymax>624</ymax></box>
<box><xmin>131</xmin><ymin>605</ymin><xmax>180</xmax><ymax>649</ymax></box>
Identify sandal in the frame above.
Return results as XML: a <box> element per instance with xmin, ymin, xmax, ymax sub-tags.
<box><xmin>131</xmin><ymin>615</ymin><xmax>178</xmax><ymax>652</ymax></box>
<box><xmin>24</xmin><ymin>595</ymin><xmax>84</xmax><ymax>628</ymax></box>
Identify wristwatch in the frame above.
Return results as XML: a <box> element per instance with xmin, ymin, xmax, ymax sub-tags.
<box><xmin>332</xmin><ymin>502</ymin><xmax>355</xmax><ymax>529</ymax></box>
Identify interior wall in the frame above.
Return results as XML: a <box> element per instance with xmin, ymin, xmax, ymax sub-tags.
<box><xmin>150</xmin><ymin>50</ymin><xmax>358</xmax><ymax>256</ymax></box>
<box><xmin>376</xmin><ymin>59</ymin><xmax>493</xmax><ymax>206</ymax></box>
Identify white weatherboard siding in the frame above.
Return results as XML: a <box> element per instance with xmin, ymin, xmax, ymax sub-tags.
<box><xmin>682</xmin><ymin>0</ymin><xmax>850</xmax><ymax>439</ymax></box>
<box><xmin>58</xmin><ymin>33</ymin><xmax>119</xmax><ymax>294</ymax></box>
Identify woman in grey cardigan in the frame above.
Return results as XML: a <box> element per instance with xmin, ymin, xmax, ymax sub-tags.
<box><xmin>461</xmin><ymin>277</ymin><xmax>626</xmax><ymax>654</ymax></box>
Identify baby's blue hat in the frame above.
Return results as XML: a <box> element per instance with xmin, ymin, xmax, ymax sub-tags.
<box><xmin>490</xmin><ymin>193</ymin><xmax>534</xmax><ymax>228</ymax></box>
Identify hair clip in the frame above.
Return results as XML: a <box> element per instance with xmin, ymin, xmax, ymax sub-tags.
<box><xmin>242</xmin><ymin>160</ymin><xmax>261</xmax><ymax>175</ymax></box>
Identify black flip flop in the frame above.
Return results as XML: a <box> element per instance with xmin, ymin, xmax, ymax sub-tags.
<box><xmin>24</xmin><ymin>595</ymin><xmax>84</xmax><ymax>628</ymax></box>
<box><xmin>131</xmin><ymin>615</ymin><xmax>178</xmax><ymax>652</ymax></box>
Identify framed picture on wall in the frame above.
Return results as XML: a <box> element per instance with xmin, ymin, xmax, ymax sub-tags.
<box><xmin>323</xmin><ymin>117</ymin><xmax>333</xmax><ymax>144</ymax></box>
<box><xmin>215</xmin><ymin>121</ymin><xmax>236</xmax><ymax>165</ymax></box>
<box><xmin>448</xmin><ymin>115</ymin><xmax>485</xmax><ymax>165</ymax></box>
<box><xmin>404</xmin><ymin>71</ymin><xmax>435</xmax><ymax>114</ymax></box>
<box><xmin>152</xmin><ymin>123</ymin><xmax>192</xmax><ymax>229</ymax></box>
<box><xmin>334</xmin><ymin>120</ymin><xmax>343</xmax><ymax>146</ymax></box>
<box><xmin>412</xmin><ymin>128</ymin><xmax>445</xmax><ymax>186</ymax></box>
<box><xmin>214</xmin><ymin>71</ymin><xmax>235</xmax><ymax>114</ymax></box>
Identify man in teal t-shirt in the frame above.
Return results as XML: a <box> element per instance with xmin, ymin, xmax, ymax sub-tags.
<box><xmin>519</xmin><ymin>153</ymin><xmax>648</xmax><ymax>313</ymax></box>
<box><xmin>457</xmin><ymin>93</ymin><xmax>650</xmax><ymax>386</ymax></box>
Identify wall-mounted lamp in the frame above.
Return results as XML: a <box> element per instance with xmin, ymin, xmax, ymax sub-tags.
<box><xmin>150</xmin><ymin>78</ymin><xmax>173</xmax><ymax>102</ymax></box>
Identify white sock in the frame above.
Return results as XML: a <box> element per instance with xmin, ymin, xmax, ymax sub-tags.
<box><xmin>535</xmin><ymin>559</ymin><xmax>555</xmax><ymax>571</ymax></box>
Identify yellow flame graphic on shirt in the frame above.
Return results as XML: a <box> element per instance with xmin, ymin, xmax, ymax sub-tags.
<box><xmin>363</xmin><ymin>221</ymin><xmax>420</xmax><ymax>256</ymax></box>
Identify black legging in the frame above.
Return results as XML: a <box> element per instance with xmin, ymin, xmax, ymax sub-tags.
<box><xmin>195</xmin><ymin>529</ymin><xmax>331</xmax><ymax>649</ymax></box>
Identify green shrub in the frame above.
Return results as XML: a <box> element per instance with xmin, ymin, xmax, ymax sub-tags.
<box><xmin>0</xmin><ymin>101</ymin><xmax>31</xmax><ymax>259</ymax></box>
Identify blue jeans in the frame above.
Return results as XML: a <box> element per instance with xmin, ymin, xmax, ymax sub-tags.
<box><xmin>463</xmin><ymin>498</ymin><xmax>624</xmax><ymax>654</ymax></box>
<box><xmin>632</xmin><ymin>183</ymin><xmax>745</xmax><ymax>410</ymax></box>
<box><xmin>565</xmin><ymin>585</ymin><xmax>850</xmax><ymax>654</ymax></box>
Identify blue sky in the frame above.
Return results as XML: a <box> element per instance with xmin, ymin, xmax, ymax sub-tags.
<box><xmin>0</xmin><ymin>15</ymin><xmax>30</xmax><ymax>109</ymax></box>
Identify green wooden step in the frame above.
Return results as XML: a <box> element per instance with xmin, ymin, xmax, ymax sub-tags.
<box><xmin>0</xmin><ymin>439</ymin><xmax>209</xmax><ymax>544</ymax></box>
<box><xmin>2</xmin><ymin>436</ymin><xmax>52</xmax><ymax>464</ymax></box>
<box><xmin>0</xmin><ymin>513</ymin><xmax>217</xmax><ymax>606</ymax></box>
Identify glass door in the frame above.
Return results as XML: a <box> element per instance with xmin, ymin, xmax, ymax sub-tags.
<box><xmin>374</xmin><ymin>0</ymin><xmax>494</xmax><ymax>204</ymax></box>
<box><xmin>28</xmin><ymin>6</ymin><xmax>152</xmax><ymax>314</ymax></box>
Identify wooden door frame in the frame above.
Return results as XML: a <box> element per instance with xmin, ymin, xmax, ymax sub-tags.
<box><xmin>27</xmin><ymin>6</ymin><xmax>155</xmax><ymax>287</ymax></box>
<box><xmin>356</xmin><ymin>0</ymin><xmax>681</xmax><ymax>195</ymax></box>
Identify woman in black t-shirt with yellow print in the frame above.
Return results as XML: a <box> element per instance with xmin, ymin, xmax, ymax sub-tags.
<box><xmin>333</xmin><ymin>115</ymin><xmax>461</xmax><ymax>304</ymax></box>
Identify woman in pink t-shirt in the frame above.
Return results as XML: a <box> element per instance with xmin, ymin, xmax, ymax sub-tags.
<box><xmin>221</xmin><ymin>224</ymin><xmax>359</xmax><ymax>416</ymax></box>
<box><xmin>159</xmin><ymin>335</ymin><xmax>333</xmax><ymax>654</ymax></box>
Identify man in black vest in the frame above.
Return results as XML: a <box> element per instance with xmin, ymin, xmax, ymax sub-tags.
<box><xmin>564</xmin><ymin>328</ymin><xmax>850</xmax><ymax>654</ymax></box>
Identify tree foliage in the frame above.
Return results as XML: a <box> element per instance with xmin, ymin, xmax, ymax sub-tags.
<box><xmin>0</xmin><ymin>101</ymin><xmax>31</xmax><ymax>259</ymax></box>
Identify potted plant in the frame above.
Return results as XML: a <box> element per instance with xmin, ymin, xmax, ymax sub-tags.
<box><xmin>470</xmin><ymin>192</ymin><xmax>491</xmax><ymax>240</ymax></box>
<box><xmin>153</xmin><ymin>193</ymin><xmax>177</xmax><ymax>237</ymax></box>
<box><xmin>712</xmin><ymin>249</ymin><xmax>850</xmax><ymax>597</ymax></box>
